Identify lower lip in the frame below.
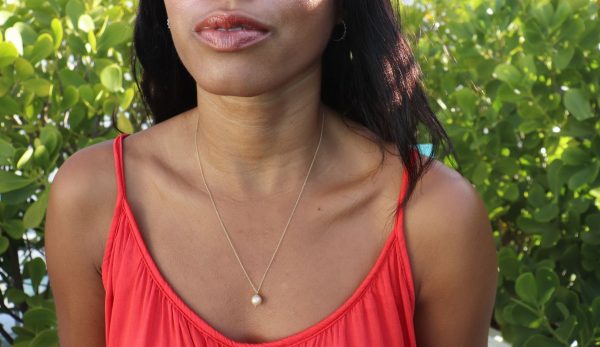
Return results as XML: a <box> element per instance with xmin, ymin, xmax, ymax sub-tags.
<box><xmin>195</xmin><ymin>29</ymin><xmax>271</xmax><ymax>51</ymax></box>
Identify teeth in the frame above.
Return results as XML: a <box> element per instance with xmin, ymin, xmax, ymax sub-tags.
<box><xmin>216</xmin><ymin>26</ymin><xmax>245</xmax><ymax>31</ymax></box>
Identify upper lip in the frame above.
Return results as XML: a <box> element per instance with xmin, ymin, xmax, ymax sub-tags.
<box><xmin>194</xmin><ymin>12</ymin><xmax>270</xmax><ymax>32</ymax></box>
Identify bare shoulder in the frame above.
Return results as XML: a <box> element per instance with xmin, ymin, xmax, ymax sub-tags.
<box><xmin>404</xmin><ymin>158</ymin><xmax>498</xmax><ymax>346</ymax></box>
<box><xmin>44</xmin><ymin>136</ymin><xmax>120</xmax><ymax>346</ymax></box>
<box><xmin>405</xmin><ymin>157</ymin><xmax>496</xmax><ymax>285</ymax></box>
<box><xmin>46</xmin><ymin>137</ymin><xmax>119</xmax><ymax>270</ymax></box>
<box><xmin>406</xmin><ymin>158</ymin><xmax>491</xmax><ymax>237</ymax></box>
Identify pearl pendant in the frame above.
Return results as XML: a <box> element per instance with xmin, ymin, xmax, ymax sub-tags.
<box><xmin>251</xmin><ymin>293</ymin><xmax>263</xmax><ymax>307</ymax></box>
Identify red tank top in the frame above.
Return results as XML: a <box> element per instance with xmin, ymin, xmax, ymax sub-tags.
<box><xmin>102</xmin><ymin>133</ymin><xmax>417</xmax><ymax>346</ymax></box>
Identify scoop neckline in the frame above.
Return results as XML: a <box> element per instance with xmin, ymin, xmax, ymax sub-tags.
<box><xmin>113</xmin><ymin>133</ymin><xmax>407</xmax><ymax>347</ymax></box>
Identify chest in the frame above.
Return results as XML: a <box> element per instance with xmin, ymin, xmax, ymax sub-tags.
<box><xmin>116</xmin><ymin>182</ymin><xmax>402</xmax><ymax>343</ymax></box>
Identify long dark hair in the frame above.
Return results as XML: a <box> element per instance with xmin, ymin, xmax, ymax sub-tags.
<box><xmin>128</xmin><ymin>0</ymin><xmax>454</xmax><ymax>209</ymax></box>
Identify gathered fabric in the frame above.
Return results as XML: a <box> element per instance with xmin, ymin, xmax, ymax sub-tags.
<box><xmin>103</xmin><ymin>133</ymin><xmax>417</xmax><ymax>347</ymax></box>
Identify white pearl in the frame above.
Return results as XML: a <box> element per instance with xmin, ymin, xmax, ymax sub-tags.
<box><xmin>251</xmin><ymin>294</ymin><xmax>263</xmax><ymax>306</ymax></box>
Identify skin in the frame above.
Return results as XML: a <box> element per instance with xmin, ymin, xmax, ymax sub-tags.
<box><xmin>44</xmin><ymin>0</ymin><xmax>498</xmax><ymax>346</ymax></box>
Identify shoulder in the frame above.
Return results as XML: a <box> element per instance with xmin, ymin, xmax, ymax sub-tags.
<box><xmin>44</xmin><ymin>137</ymin><xmax>120</xmax><ymax>345</ymax></box>
<box><xmin>407</xmin><ymin>158</ymin><xmax>489</xmax><ymax>227</ymax></box>
<box><xmin>49</xmin><ymin>137</ymin><xmax>117</xmax><ymax>214</ymax></box>
<box><xmin>46</xmin><ymin>136</ymin><xmax>120</xmax><ymax>270</ymax></box>
<box><xmin>404</xmin><ymin>158</ymin><xmax>498</xmax><ymax>345</ymax></box>
<box><xmin>406</xmin><ymin>161</ymin><xmax>495</xmax><ymax>297</ymax></box>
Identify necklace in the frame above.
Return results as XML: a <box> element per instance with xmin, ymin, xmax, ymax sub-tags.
<box><xmin>193</xmin><ymin>108</ymin><xmax>326</xmax><ymax>307</ymax></box>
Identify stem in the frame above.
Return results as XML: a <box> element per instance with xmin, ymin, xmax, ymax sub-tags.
<box><xmin>0</xmin><ymin>324</ymin><xmax>14</xmax><ymax>345</ymax></box>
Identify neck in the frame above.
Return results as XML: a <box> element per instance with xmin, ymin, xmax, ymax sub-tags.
<box><xmin>188</xmin><ymin>70</ymin><xmax>329</xmax><ymax>200</ymax></box>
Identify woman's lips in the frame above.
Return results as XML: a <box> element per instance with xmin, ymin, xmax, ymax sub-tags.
<box><xmin>194</xmin><ymin>13</ymin><xmax>271</xmax><ymax>52</ymax></box>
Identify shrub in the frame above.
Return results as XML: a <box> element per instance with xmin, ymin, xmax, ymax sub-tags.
<box><xmin>0</xmin><ymin>0</ymin><xmax>139</xmax><ymax>345</ymax></box>
<box><xmin>401</xmin><ymin>0</ymin><xmax>600</xmax><ymax>345</ymax></box>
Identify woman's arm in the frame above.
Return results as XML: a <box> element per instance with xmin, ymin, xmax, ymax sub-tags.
<box><xmin>407</xmin><ymin>160</ymin><xmax>498</xmax><ymax>347</ymax></box>
<box><xmin>45</xmin><ymin>145</ymin><xmax>113</xmax><ymax>346</ymax></box>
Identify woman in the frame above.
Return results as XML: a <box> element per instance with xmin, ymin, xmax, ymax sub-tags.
<box><xmin>45</xmin><ymin>0</ymin><xmax>498</xmax><ymax>346</ymax></box>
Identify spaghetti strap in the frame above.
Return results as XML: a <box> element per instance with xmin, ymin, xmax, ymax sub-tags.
<box><xmin>394</xmin><ymin>161</ymin><xmax>416</xmax><ymax>311</ymax></box>
<box><xmin>112</xmin><ymin>133</ymin><xmax>129</xmax><ymax>199</ymax></box>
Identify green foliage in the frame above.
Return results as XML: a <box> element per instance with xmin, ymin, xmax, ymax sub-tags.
<box><xmin>401</xmin><ymin>0</ymin><xmax>600</xmax><ymax>345</ymax></box>
<box><xmin>0</xmin><ymin>0</ymin><xmax>141</xmax><ymax>344</ymax></box>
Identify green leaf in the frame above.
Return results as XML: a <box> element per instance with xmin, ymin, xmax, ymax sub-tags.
<box><xmin>564</xmin><ymin>89</ymin><xmax>594</xmax><ymax>120</ymax></box>
<box><xmin>58</xmin><ymin>69</ymin><xmax>86</xmax><ymax>87</ymax></box>
<box><xmin>40</xmin><ymin>125</ymin><xmax>61</xmax><ymax>154</ymax></box>
<box><xmin>494</xmin><ymin>64</ymin><xmax>523</xmax><ymax>87</ymax></box>
<box><xmin>3</xmin><ymin>219</ymin><xmax>25</xmax><ymax>239</ymax></box>
<box><xmin>533</xmin><ymin>203</ymin><xmax>559</xmax><ymax>223</ymax></box>
<box><xmin>515</xmin><ymin>272</ymin><xmax>538</xmax><ymax>305</ymax></box>
<box><xmin>30</xmin><ymin>329</ymin><xmax>59</xmax><ymax>347</ymax></box>
<box><xmin>1</xmin><ymin>184</ymin><xmax>38</xmax><ymax>205</ymax></box>
<box><xmin>530</xmin><ymin>3</ymin><xmax>553</xmax><ymax>28</ymax></box>
<box><xmin>555</xmin><ymin>316</ymin><xmax>577</xmax><ymax>342</ymax></box>
<box><xmin>568</xmin><ymin>162</ymin><xmax>600</xmax><ymax>190</ymax></box>
<box><xmin>21</xmin><ymin>78</ymin><xmax>52</xmax><ymax>97</ymax></box>
<box><xmin>499</xmin><ymin>256</ymin><xmax>521</xmax><ymax>280</ymax></box>
<box><xmin>517</xmin><ymin>216</ymin><xmax>548</xmax><ymax>234</ymax></box>
<box><xmin>28</xmin><ymin>33</ymin><xmax>54</xmax><ymax>65</ymax></box>
<box><xmin>50</xmin><ymin>18</ymin><xmax>63</xmax><ymax>50</ymax></box>
<box><xmin>552</xmin><ymin>0</ymin><xmax>572</xmax><ymax>28</ymax></box>
<box><xmin>535</xmin><ymin>267</ymin><xmax>559</xmax><ymax>306</ymax></box>
<box><xmin>23</xmin><ymin>188</ymin><xmax>49</xmax><ymax>229</ymax></box>
<box><xmin>556</xmin><ymin>302</ymin><xmax>570</xmax><ymax>320</ymax></box>
<box><xmin>88</xmin><ymin>30</ymin><xmax>97</xmax><ymax>53</ymax></box>
<box><xmin>78</xmin><ymin>14</ymin><xmax>95</xmax><ymax>33</ymax></box>
<box><xmin>100</xmin><ymin>64</ymin><xmax>123</xmax><ymax>92</ymax></box>
<box><xmin>512</xmin><ymin>303</ymin><xmax>541</xmax><ymax>328</ymax></box>
<box><xmin>471</xmin><ymin>161</ymin><xmax>490</xmax><ymax>185</ymax></box>
<box><xmin>97</xmin><ymin>22</ymin><xmax>132</xmax><ymax>51</ymax></box>
<box><xmin>560</xmin><ymin>18</ymin><xmax>585</xmax><ymax>42</ymax></box>
<box><xmin>527</xmin><ymin>183</ymin><xmax>547</xmax><ymax>208</ymax></box>
<box><xmin>547</xmin><ymin>160</ymin><xmax>563</xmax><ymax>198</ymax></box>
<box><xmin>25</xmin><ymin>0</ymin><xmax>45</xmax><ymax>9</ymax></box>
<box><xmin>25</xmin><ymin>258</ymin><xmax>47</xmax><ymax>293</ymax></box>
<box><xmin>120</xmin><ymin>88</ymin><xmax>134</xmax><ymax>109</ymax></box>
<box><xmin>5</xmin><ymin>26</ymin><xmax>23</xmax><ymax>55</ymax></box>
<box><xmin>592</xmin><ymin>296</ymin><xmax>600</xmax><ymax>325</ymax></box>
<box><xmin>0</xmin><ymin>96</ymin><xmax>21</xmax><ymax>115</ymax></box>
<box><xmin>117</xmin><ymin>113</ymin><xmax>134</xmax><ymax>134</ymax></box>
<box><xmin>15</xmin><ymin>57</ymin><xmax>34</xmax><ymax>79</ymax></box>
<box><xmin>32</xmin><ymin>144</ymin><xmax>49</xmax><ymax>168</ymax></box>
<box><xmin>562</xmin><ymin>145</ymin><xmax>588</xmax><ymax>166</ymax></box>
<box><xmin>453</xmin><ymin>88</ymin><xmax>478</xmax><ymax>114</ymax></box>
<box><xmin>502</xmin><ymin>183</ymin><xmax>520</xmax><ymax>202</ymax></box>
<box><xmin>0</xmin><ymin>137</ymin><xmax>15</xmax><ymax>160</ymax></box>
<box><xmin>0</xmin><ymin>171</ymin><xmax>36</xmax><ymax>193</ymax></box>
<box><xmin>553</xmin><ymin>45</ymin><xmax>574</xmax><ymax>71</ymax></box>
<box><xmin>66</xmin><ymin>0</ymin><xmax>85</xmax><ymax>27</ymax></box>
<box><xmin>61</xmin><ymin>85</ymin><xmax>79</xmax><ymax>109</ymax></box>
<box><xmin>5</xmin><ymin>288</ymin><xmax>28</xmax><ymax>304</ymax></box>
<box><xmin>0</xmin><ymin>236</ymin><xmax>9</xmax><ymax>255</ymax></box>
<box><xmin>0</xmin><ymin>41</ymin><xmax>19</xmax><ymax>68</ymax></box>
<box><xmin>16</xmin><ymin>147</ymin><xmax>34</xmax><ymax>169</ymax></box>
<box><xmin>23</xmin><ymin>307</ymin><xmax>55</xmax><ymax>333</ymax></box>
<box><xmin>524</xmin><ymin>334</ymin><xmax>564</xmax><ymax>347</ymax></box>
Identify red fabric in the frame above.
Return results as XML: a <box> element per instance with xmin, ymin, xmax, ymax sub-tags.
<box><xmin>103</xmin><ymin>133</ymin><xmax>417</xmax><ymax>346</ymax></box>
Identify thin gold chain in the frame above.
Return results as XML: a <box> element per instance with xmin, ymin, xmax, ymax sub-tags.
<box><xmin>193</xmin><ymin>108</ymin><xmax>326</xmax><ymax>297</ymax></box>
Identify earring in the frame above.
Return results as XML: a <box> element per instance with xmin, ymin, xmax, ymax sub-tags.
<box><xmin>167</xmin><ymin>18</ymin><xmax>170</xmax><ymax>29</ymax></box>
<box><xmin>331</xmin><ymin>20</ymin><xmax>347</xmax><ymax>42</ymax></box>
